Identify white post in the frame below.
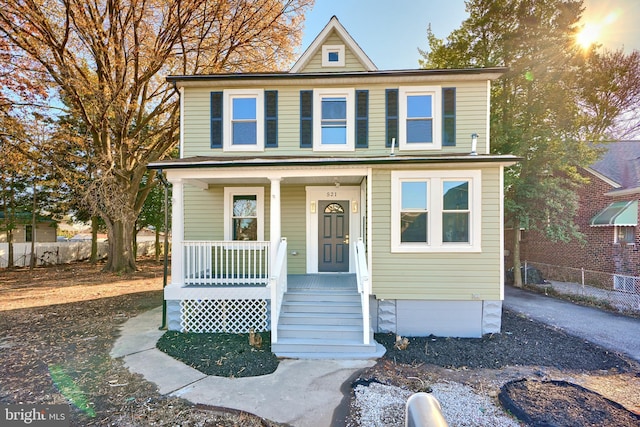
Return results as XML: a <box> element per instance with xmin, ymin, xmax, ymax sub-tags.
<box><xmin>170</xmin><ymin>178</ymin><xmax>184</xmax><ymax>286</ymax></box>
<box><xmin>270</xmin><ymin>178</ymin><xmax>282</xmax><ymax>274</ymax></box>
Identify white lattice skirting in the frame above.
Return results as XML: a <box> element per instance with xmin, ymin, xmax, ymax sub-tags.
<box><xmin>180</xmin><ymin>299</ymin><xmax>269</xmax><ymax>333</ymax></box>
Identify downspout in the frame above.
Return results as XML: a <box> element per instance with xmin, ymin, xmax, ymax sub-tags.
<box><xmin>157</xmin><ymin>81</ymin><xmax>180</xmax><ymax>329</ymax></box>
<box><xmin>157</xmin><ymin>169</ymin><xmax>170</xmax><ymax>329</ymax></box>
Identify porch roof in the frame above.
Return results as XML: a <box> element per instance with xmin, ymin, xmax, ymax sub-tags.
<box><xmin>148</xmin><ymin>154</ymin><xmax>520</xmax><ymax>170</ymax></box>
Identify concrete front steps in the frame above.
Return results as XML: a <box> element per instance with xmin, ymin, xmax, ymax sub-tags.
<box><xmin>271</xmin><ymin>288</ymin><xmax>386</xmax><ymax>359</ymax></box>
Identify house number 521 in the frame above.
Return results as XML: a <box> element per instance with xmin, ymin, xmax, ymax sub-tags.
<box><xmin>326</xmin><ymin>191</ymin><xmax>337</xmax><ymax>197</ymax></box>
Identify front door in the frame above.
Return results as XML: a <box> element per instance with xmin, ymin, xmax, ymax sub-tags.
<box><xmin>318</xmin><ymin>200</ymin><xmax>349</xmax><ymax>272</ymax></box>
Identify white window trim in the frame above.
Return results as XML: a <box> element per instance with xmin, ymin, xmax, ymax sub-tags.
<box><xmin>391</xmin><ymin>170</ymin><xmax>482</xmax><ymax>253</ymax></box>
<box><xmin>224</xmin><ymin>187</ymin><xmax>265</xmax><ymax>241</ymax></box>
<box><xmin>399</xmin><ymin>85</ymin><xmax>442</xmax><ymax>151</ymax></box>
<box><xmin>313</xmin><ymin>88</ymin><xmax>355</xmax><ymax>152</ymax></box>
<box><xmin>223</xmin><ymin>89</ymin><xmax>264</xmax><ymax>152</ymax></box>
<box><xmin>322</xmin><ymin>45</ymin><xmax>345</xmax><ymax>67</ymax></box>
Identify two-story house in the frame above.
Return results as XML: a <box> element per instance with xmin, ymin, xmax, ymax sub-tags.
<box><xmin>149</xmin><ymin>17</ymin><xmax>517</xmax><ymax>358</ymax></box>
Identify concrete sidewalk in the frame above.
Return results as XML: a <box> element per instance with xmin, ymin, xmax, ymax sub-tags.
<box><xmin>504</xmin><ymin>285</ymin><xmax>640</xmax><ymax>363</ymax></box>
<box><xmin>110</xmin><ymin>307</ymin><xmax>375</xmax><ymax>427</ymax></box>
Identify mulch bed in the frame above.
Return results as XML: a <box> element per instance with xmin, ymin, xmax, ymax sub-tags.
<box><xmin>157</xmin><ymin>331</ymin><xmax>280</xmax><ymax>377</ymax></box>
<box><xmin>500</xmin><ymin>379</ymin><xmax>640</xmax><ymax>426</ymax></box>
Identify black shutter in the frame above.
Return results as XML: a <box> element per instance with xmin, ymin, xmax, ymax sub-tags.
<box><xmin>300</xmin><ymin>90</ymin><xmax>313</xmax><ymax>148</ymax></box>
<box><xmin>385</xmin><ymin>89</ymin><xmax>398</xmax><ymax>148</ymax></box>
<box><xmin>210</xmin><ymin>91</ymin><xmax>223</xmax><ymax>148</ymax></box>
<box><xmin>442</xmin><ymin>87</ymin><xmax>456</xmax><ymax>146</ymax></box>
<box><xmin>265</xmin><ymin>90</ymin><xmax>278</xmax><ymax>148</ymax></box>
<box><xmin>355</xmin><ymin>90</ymin><xmax>368</xmax><ymax>148</ymax></box>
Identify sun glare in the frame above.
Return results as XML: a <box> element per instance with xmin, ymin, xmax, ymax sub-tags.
<box><xmin>576</xmin><ymin>9</ymin><xmax>622</xmax><ymax>51</ymax></box>
<box><xmin>576</xmin><ymin>22</ymin><xmax>601</xmax><ymax>49</ymax></box>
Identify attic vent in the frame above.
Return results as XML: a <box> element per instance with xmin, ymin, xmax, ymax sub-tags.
<box><xmin>322</xmin><ymin>45</ymin><xmax>345</xmax><ymax>67</ymax></box>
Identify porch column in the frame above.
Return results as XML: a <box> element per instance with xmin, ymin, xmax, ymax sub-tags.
<box><xmin>170</xmin><ymin>178</ymin><xmax>184</xmax><ymax>286</ymax></box>
<box><xmin>269</xmin><ymin>177</ymin><xmax>282</xmax><ymax>271</ymax></box>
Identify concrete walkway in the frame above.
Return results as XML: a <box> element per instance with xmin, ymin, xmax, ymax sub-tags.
<box><xmin>110</xmin><ymin>307</ymin><xmax>375</xmax><ymax>427</ymax></box>
<box><xmin>504</xmin><ymin>285</ymin><xmax>640</xmax><ymax>363</ymax></box>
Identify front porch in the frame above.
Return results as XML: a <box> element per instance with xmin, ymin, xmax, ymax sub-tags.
<box><xmin>164</xmin><ymin>238</ymin><xmax>384</xmax><ymax>358</ymax></box>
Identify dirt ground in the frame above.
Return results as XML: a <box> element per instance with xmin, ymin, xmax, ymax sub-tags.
<box><xmin>1</xmin><ymin>260</ymin><xmax>639</xmax><ymax>426</ymax></box>
<box><xmin>0</xmin><ymin>260</ymin><xmax>280</xmax><ymax>426</ymax></box>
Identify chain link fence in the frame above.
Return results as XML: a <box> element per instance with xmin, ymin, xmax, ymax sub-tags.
<box><xmin>524</xmin><ymin>261</ymin><xmax>640</xmax><ymax>314</ymax></box>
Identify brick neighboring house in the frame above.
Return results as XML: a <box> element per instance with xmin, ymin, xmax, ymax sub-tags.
<box><xmin>508</xmin><ymin>141</ymin><xmax>639</xmax><ymax>289</ymax></box>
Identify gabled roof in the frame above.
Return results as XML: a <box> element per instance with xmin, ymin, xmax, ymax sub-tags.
<box><xmin>290</xmin><ymin>16</ymin><xmax>377</xmax><ymax>73</ymax></box>
<box><xmin>589</xmin><ymin>141</ymin><xmax>640</xmax><ymax>190</ymax></box>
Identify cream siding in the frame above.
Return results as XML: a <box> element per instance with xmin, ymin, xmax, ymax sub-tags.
<box><xmin>181</xmin><ymin>81</ymin><xmax>490</xmax><ymax>158</ymax></box>
<box><xmin>1</xmin><ymin>223</ymin><xmax>57</xmax><ymax>243</ymax></box>
<box><xmin>369</xmin><ymin>166</ymin><xmax>502</xmax><ymax>301</ymax></box>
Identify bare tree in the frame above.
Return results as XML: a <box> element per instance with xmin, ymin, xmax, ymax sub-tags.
<box><xmin>577</xmin><ymin>48</ymin><xmax>640</xmax><ymax>140</ymax></box>
<box><xmin>0</xmin><ymin>0</ymin><xmax>313</xmax><ymax>272</ymax></box>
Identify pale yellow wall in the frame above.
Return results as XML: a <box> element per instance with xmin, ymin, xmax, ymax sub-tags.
<box><xmin>369</xmin><ymin>166</ymin><xmax>502</xmax><ymax>301</ymax></box>
<box><xmin>182</xmin><ymin>80</ymin><xmax>490</xmax><ymax>158</ymax></box>
<box><xmin>300</xmin><ymin>30</ymin><xmax>369</xmax><ymax>73</ymax></box>
<box><xmin>183</xmin><ymin>183</ymin><xmax>309</xmax><ymax>273</ymax></box>
<box><xmin>281</xmin><ymin>184</ymin><xmax>307</xmax><ymax>274</ymax></box>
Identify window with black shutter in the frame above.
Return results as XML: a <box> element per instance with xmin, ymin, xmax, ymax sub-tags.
<box><xmin>300</xmin><ymin>90</ymin><xmax>313</xmax><ymax>148</ymax></box>
<box><xmin>355</xmin><ymin>90</ymin><xmax>368</xmax><ymax>148</ymax></box>
<box><xmin>442</xmin><ymin>88</ymin><xmax>456</xmax><ymax>146</ymax></box>
<box><xmin>386</xmin><ymin>89</ymin><xmax>398</xmax><ymax>148</ymax></box>
<box><xmin>265</xmin><ymin>90</ymin><xmax>278</xmax><ymax>148</ymax></box>
<box><xmin>210</xmin><ymin>91</ymin><xmax>223</xmax><ymax>148</ymax></box>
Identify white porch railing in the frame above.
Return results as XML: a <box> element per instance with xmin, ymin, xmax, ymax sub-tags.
<box><xmin>183</xmin><ymin>241</ymin><xmax>270</xmax><ymax>286</ymax></box>
<box><xmin>355</xmin><ymin>238</ymin><xmax>371</xmax><ymax>345</ymax></box>
<box><xmin>269</xmin><ymin>238</ymin><xmax>288</xmax><ymax>343</ymax></box>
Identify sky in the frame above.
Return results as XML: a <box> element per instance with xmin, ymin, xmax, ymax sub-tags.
<box><xmin>299</xmin><ymin>0</ymin><xmax>640</xmax><ymax>70</ymax></box>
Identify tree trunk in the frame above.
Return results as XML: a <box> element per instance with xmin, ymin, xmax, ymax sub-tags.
<box><xmin>90</xmin><ymin>216</ymin><xmax>99</xmax><ymax>264</ymax></box>
<box><xmin>512</xmin><ymin>220</ymin><xmax>523</xmax><ymax>288</ymax></box>
<box><xmin>103</xmin><ymin>218</ymin><xmax>137</xmax><ymax>273</ymax></box>
<box><xmin>7</xmin><ymin>229</ymin><xmax>14</xmax><ymax>269</ymax></box>
<box><xmin>133</xmin><ymin>222</ymin><xmax>138</xmax><ymax>259</ymax></box>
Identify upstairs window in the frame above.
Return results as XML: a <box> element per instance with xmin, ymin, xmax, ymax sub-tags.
<box><xmin>321</xmin><ymin>97</ymin><xmax>347</xmax><ymax>144</ymax></box>
<box><xmin>313</xmin><ymin>88</ymin><xmax>355</xmax><ymax>151</ymax></box>
<box><xmin>406</xmin><ymin>94</ymin><xmax>433</xmax><ymax>143</ymax></box>
<box><xmin>322</xmin><ymin>45</ymin><xmax>345</xmax><ymax>67</ymax></box>
<box><xmin>398</xmin><ymin>86</ymin><xmax>442</xmax><ymax>150</ymax></box>
<box><xmin>222</xmin><ymin>89</ymin><xmax>264</xmax><ymax>151</ymax></box>
<box><xmin>231</xmin><ymin>98</ymin><xmax>257</xmax><ymax>146</ymax></box>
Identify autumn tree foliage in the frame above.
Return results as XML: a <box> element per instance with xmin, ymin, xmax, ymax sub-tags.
<box><xmin>0</xmin><ymin>0</ymin><xmax>313</xmax><ymax>272</ymax></box>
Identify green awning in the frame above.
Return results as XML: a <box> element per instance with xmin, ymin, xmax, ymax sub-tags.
<box><xmin>590</xmin><ymin>201</ymin><xmax>638</xmax><ymax>227</ymax></box>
